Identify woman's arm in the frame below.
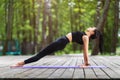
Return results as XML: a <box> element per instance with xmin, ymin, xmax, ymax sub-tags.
<box><xmin>82</xmin><ymin>35</ymin><xmax>90</xmax><ymax>66</ymax></box>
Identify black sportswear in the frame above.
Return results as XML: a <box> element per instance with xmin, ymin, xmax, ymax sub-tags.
<box><xmin>72</xmin><ymin>31</ymin><xmax>86</xmax><ymax>44</ymax></box>
<box><xmin>24</xmin><ymin>36</ymin><xmax>69</xmax><ymax>64</ymax></box>
<box><xmin>24</xmin><ymin>31</ymin><xmax>86</xmax><ymax>64</ymax></box>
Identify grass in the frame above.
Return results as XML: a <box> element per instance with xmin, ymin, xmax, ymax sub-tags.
<box><xmin>116</xmin><ymin>47</ymin><xmax>120</xmax><ymax>56</ymax></box>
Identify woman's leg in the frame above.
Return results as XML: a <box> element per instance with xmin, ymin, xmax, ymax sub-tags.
<box><xmin>24</xmin><ymin>36</ymin><xmax>69</xmax><ymax>64</ymax></box>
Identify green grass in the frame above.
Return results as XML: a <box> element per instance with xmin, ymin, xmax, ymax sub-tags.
<box><xmin>116</xmin><ymin>47</ymin><xmax>120</xmax><ymax>56</ymax></box>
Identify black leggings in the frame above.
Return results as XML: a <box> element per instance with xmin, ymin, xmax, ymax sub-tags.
<box><xmin>24</xmin><ymin>36</ymin><xmax>69</xmax><ymax>64</ymax></box>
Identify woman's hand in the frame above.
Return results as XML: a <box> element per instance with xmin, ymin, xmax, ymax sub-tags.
<box><xmin>80</xmin><ymin>63</ymin><xmax>90</xmax><ymax>68</ymax></box>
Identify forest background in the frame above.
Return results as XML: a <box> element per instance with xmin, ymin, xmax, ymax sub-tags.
<box><xmin>0</xmin><ymin>0</ymin><xmax>120</xmax><ymax>56</ymax></box>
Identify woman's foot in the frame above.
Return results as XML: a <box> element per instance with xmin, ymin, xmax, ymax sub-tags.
<box><xmin>10</xmin><ymin>61</ymin><xmax>25</xmax><ymax>68</ymax></box>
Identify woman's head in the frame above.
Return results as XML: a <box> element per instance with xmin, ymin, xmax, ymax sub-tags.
<box><xmin>86</xmin><ymin>27</ymin><xmax>97</xmax><ymax>36</ymax></box>
<box><xmin>87</xmin><ymin>27</ymin><xmax>103</xmax><ymax>53</ymax></box>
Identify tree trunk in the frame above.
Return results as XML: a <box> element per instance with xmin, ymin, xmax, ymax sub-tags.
<box><xmin>41</xmin><ymin>0</ymin><xmax>48</xmax><ymax>48</ymax></box>
<box><xmin>54</xmin><ymin>1</ymin><xmax>59</xmax><ymax>38</ymax></box>
<box><xmin>35</xmin><ymin>0</ymin><xmax>41</xmax><ymax>53</ymax></box>
<box><xmin>32</xmin><ymin>0</ymin><xmax>37</xmax><ymax>54</ymax></box>
<box><xmin>95</xmin><ymin>0</ymin><xmax>101</xmax><ymax>26</ymax></box>
<box><xmin>91</xmin><ymin>0</ymin><xmax>110</xmax><ymax>55</ymax></box>
<box><xmin>111</xmin><ymin>0</ymin><xmax>119</xmax><ymax>55</ymax></box>
<box><xmin>48</xmin><ymin>0</ymin><xmax>53</xmax><ymax>44</ymax></box>
<box><xmin>21</xmin><ymin>0</ymin><xmax>28</xmax><ymax>55</ymax></box>
<box><xmin>3</xmin><ymin>0</ymin><xmax>13</xmax><ymax>55</ymax></box>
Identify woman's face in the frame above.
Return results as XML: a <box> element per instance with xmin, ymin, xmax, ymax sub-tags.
<box><xmin>87</xmin><ymin>27</ymin><xmax>96</xmax><ymax>35</ymax></box>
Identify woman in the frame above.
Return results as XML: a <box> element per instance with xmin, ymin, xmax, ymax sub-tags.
<box><xmin>12</xmin><ymin>27</ymin><xmax>103</xmax><ymax>67</ymax></box>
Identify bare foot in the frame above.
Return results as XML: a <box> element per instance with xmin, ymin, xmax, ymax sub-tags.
<box><xmin>10</xmin><ymin>61</ymin><xmax>25</xmax><ymax>68</ymax></box>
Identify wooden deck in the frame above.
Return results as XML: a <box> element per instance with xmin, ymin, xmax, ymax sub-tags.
<box><xmin>0</xmin><ymin>54</ymin><xmax>120</xmax><ymax>80</ymax></box>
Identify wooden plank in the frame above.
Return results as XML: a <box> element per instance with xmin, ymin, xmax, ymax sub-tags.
<box><xmin>0</xmin><ymin>55</ymin><xmax>120</xmax><ymax>79</ymax></box>
<box><xmin>35</xmin><ymin>56</ymin><xmax>68</xmax><ymax>78</ymax></box>
<box><xmin>90</xmin><ymin>56</ymin><xmax>110</xmax><ymax>79</ymax></box>
<box><xmin>101</xmin><ymin>56</ymin><xmax>120</xmax><ymax>76</ymax></box>
<box><xmin>0</xmin><ymin>56</ymin><xmax>31</xmax><ymax>78</ymax></box>
<box><xmin>14</xmin><ymin>56</ymin><xmax>60</xmax><ymax>78</ymax></box>
<box><xmin>0</xmin><ymin>56</ymin><xmax>55</xmax><ymax>78</ymax></box>
<box><xmin>59</xmin><ymin>57</ymin><xmax>77</xmax><ymax>79</ymax></box>
<box><xmin>92</xmin><ymin>56</ymin><xmax>120</xmax><ymax>79</ymax></box>
<box><xmin>48</xmin><ymin>56</ymin><xmax>74</xmax><ymax>79</ymax></box>
<box><xmin>73</xmin><ymin>56</ymin><xmax>84</xmax><ymax>79</ymax></box>
<box><xmin>23</xmin><ymin>58</ymin><xmax>57</xmax><ymax>78</ymax></box>
<box><xmin>79</xmin><ymin>56</ymin><xmax>96</xmax><ymax>79</ymax></box>
<box><xmin>13</xmin><ymin>58</ymin><xmax>53</xmax><ymax>78</ymax></box>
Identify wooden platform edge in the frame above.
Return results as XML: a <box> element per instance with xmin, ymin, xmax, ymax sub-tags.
<box><xmin>0</xmin><ymin>78</ymin><xmax>120</xmax><ymax>80</ymax></box>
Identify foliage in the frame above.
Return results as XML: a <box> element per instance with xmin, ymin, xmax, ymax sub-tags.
<box><xmin>0</xmin><ymin>0</ymin><xmax>119</xmax><ymax>55</ymax></box>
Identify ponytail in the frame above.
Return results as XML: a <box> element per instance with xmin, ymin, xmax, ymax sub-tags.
<box><xmin>90</xmin><ymin>29</ymin><xmax>104</xmax><ymax>53</ymax></box>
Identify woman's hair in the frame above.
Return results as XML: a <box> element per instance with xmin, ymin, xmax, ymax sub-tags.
<box><xmin>90</xmin><ymin>29</ymin><xmax>103</xmax><ymax>53</ymax></box>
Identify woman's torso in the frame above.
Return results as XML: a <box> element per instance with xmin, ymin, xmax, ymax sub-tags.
<box><xmin>66</xmin><ymin>31</ymin><xmax>86</xmax><ymax>45</ymax></box>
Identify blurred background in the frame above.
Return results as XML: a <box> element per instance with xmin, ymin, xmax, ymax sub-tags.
<box><xmin>0</xmin><ymin>0</ymin><xmax>120</xmax><ymax>56</ymax></box>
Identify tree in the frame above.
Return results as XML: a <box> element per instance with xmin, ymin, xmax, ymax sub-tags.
<box><xmin>94</xmin><ymin>0</ymin><xmax>101</xmax><ymax>27</ymax></box>
<box><xmin>1</xmin><ymin>0</ymin><xmax>119</xmax><ymax>55</ymax></box>
<box><xmin>91</xmin><ymin>0</ymin><xmax>110</xmax><ymax>55</ymax></box>
<box><xmin>41</xmin><ymin>0</ymin><xmax>47</xmax><ymax>48</ymax></box>
<box><xmin>34</xmin><ymin>0</ymin><xmax>42</xmax><ymax>53</ymax></box>
<box><xmin>111</xmin><ymin>0</ymin><xmax>119</xmax><ymax>54</ymax></box>
<box><xmin>21</xmin><ymin>0</ymin><xmax>35</xmax><ymax>55</ymax></box>
<box><xmin>3</xmin><ymin>0</ymin><xmax>14</xmax><ymax>55</ymax></box>
<box><xmin>48</xmin><ymin>0</ymin><xmax>53</xmax><ymax>44</ymax></box>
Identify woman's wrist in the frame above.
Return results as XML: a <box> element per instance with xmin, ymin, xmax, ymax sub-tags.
<box><xmin>85</xmin><ymin>63</ymin><xmax>90</xmax><ymax>66</ymax></box>
<box><xmin>18</xmin><ymin>61</ymin><xmax>25</xmax><ymax>65</ymax></box>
